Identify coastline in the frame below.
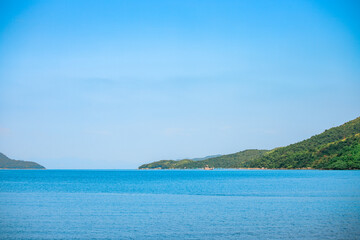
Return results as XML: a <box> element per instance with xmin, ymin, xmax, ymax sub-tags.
<box><xmin>138</xmin><ymin>167</ymin><xmax>358</xmax><ymax>170</ymax></box>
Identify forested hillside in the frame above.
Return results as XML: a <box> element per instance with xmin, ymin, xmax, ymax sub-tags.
<box><xmin>139</xmin><ymin>150</ymin><xmax>268</xmax><ymax>169</ymax></box>
<box><xmin>0</xmin><ymin>152</ymin><xmax>45</xmax><ymax>169</ymax></box>
<box><xmin>139</xmin><ymin>117</ymin><xmax>360</xmax><ymax>170</ymax></box>
<box><xmin>248</xmin><ymin>117</ymin><xmax>360</xmax><ymax>169</ymax></box>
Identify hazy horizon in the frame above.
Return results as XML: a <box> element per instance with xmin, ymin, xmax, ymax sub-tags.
<box><xmin>1</xmin><ymin>0</ymin><xmax>359</xmax><ymax>169</ymax></box>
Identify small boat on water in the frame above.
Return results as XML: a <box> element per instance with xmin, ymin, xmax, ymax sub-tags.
<box><xmin>204</xmin><ymin>165</ymin><xmax>214</xmax><ymax>170</ymax></box>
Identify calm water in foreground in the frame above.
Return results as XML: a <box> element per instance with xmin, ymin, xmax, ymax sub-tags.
<box><xmin>0</xmin><ymin>170</ymin><xmax>360</xmax><ymax>240</ymax></box>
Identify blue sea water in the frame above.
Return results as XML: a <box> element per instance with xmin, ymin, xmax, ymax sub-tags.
<box><xmin>0</xmin><ymin>170</ymin><xmax>360</xmax><ymax>240</ymax></box>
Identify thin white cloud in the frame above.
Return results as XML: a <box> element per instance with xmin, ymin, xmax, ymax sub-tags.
<box><xmin>163</xmin><ymin>127</ymin><xmax>195</xmax><ymax>137</ymax></box>
<box><xmin>0</xmin><ymin>127</ymin><xmax>11</xmax><ymax>136</ymax></box>
<box><xmin>84</xmin><ymin>130</ymin><xmax>111</xmax><ymax>136</ymax></box>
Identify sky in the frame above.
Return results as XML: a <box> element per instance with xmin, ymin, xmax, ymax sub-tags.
<box><xmin>0</xmin><ymin>0</ymin><xmax>359</xmax><ymax>169</ymax></box>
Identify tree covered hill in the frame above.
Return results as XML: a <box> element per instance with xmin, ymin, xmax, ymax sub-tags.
<box><xmin>190</xmin><ymin>154</ymin><xmax>222</xmax><ymax>161</ymax></box>
<box><xmin>0</xmin><ymin>152</ymin><xmax>45</xmax><ymax>169</ymax></box>
<box><xmin>139</xmin><ymin>149</ymin><xmax>269</xmax><ymax>169</ymax></box>
<box><xmin>139</xmin><ymin>116</ymin><xmax>360</xmax><ymax>170</ymax></box>
<box><xmin>248</xmin><ymin>117</ymin><xmax>360</xmax><ymax>169</ymax></box>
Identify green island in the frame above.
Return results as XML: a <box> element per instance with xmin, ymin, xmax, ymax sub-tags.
<box><xmin>139</xmin><ymin>116</ymin><xmax>360</xmax><ymax>170</ymax></box>
<box><xmin>0</xmin><ymin>152</ymin><xmax>45</xmax><ymax>169</ymax></box>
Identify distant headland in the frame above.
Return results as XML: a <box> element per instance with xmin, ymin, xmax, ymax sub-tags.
<box><xmin>0</xmin><ymin>152</ymin><xmax>45</xmax><ymax>169</ymax></box>
<box><xmin>139</xmin><ymin>116</ymin><xmax>360</xmax><ymax>170</ymax></box>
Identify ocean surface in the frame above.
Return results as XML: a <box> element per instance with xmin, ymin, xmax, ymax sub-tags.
<box><xmin>0</xmin><ymin>170</ymin><xmax>360</xmax><ymax>240</ymax></box>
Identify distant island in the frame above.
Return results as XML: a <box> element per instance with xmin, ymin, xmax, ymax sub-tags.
<box><xmin>139</xmin><ymin>116</ymin><xmax>360</xmax><ymax>170</ymax></box>
<box><xmin>0</xmin><ymin>152</ymin><xmax>45</xmax><ymax>169</ymax></box>
<box><xmin>182</xmin><ymin>154</ymin><xmax>222</xmax><ymax>161</ymax></box>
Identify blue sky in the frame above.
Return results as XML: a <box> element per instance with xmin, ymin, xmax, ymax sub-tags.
<box><xmin>0</xmin><ymin>0</ymin><xmax>359</xmax><ymax>169</ymax></box>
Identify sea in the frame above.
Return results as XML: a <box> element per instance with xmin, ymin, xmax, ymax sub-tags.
<box><xmin>0</xmin><ymin>169</ymin><xmax>359</xmax><ymax>240</ymax></box>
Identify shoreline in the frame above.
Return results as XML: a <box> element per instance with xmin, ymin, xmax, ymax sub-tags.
<box><xmin>138</xmin><ymin>167</ymin><xmax>359</xmax><ymax>170</ymax></box>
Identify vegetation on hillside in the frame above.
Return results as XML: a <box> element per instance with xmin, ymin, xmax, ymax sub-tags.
<box><xmin>312</xmin><ymin>134</ymin><xmax>360</xmax><ymax>169</ymax></box>
<box><xmin>0</xmin><ymin>152</ymin><xmax>45</xmax><ymax>169</ymax></box>
<box><xmin>139</xmin><ymin>149</ymin><xmax>269</xmax><ymax>169</ymax></box>
<box><xmin>248</xmin><ymin>117</ymin><xmax>360</xmax><ymax>169</ymax></box>
<box><xmin>139</xmin><ymin>117</ymin><xmax>360</xmax><ymax>170</ymax></box>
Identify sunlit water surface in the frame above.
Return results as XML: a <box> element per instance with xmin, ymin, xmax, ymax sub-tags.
<box><xmin>1</xmin><ymin>170</ymin><xmax>359</xmax><ymax>239</ymax></box>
